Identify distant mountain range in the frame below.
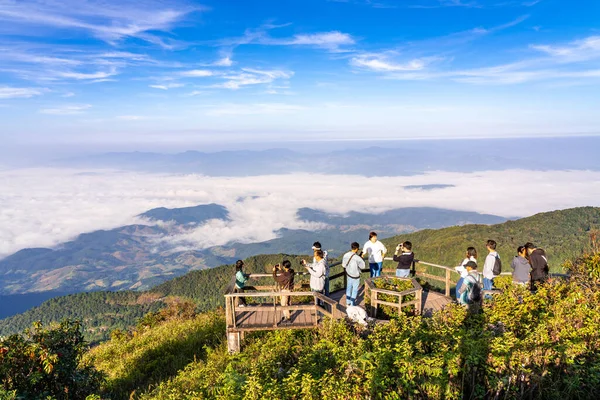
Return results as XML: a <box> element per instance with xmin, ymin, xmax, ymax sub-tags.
<box><xmin>52</xmin><ymin>137</ymin><xmax>600</xmax><ymax>176</ymax></box>
<box><xmin>0</xmin><ymin>204</ymin><xmax>506</xmax><ymax>300</ymax></box>
<box><xmin>2</xmin><ymin>206</ymin><xmax>599</xmax><ymax>343</ymax></box>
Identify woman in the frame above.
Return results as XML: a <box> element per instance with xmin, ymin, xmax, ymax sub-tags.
<box><xmin>234</xmin><ymin>260</ymin><xmax>249</xmax><ymax>307</ymax></box>
<box><xmin>455</xmin><ymin>247</ymin><xmax>477</xmax><ymax>300</ymax></box>
<box><xmin>511</xmin><ymin>245</ymin><xmax>531</xmax><ymax>285</ymax></box>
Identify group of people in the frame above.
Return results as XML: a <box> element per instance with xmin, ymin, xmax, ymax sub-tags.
<box><xmin>455</xmin><ymin>240</ymin><xmax>550</xmax><ymax>305</ymax></box>
<box><xmin>233</xmin><ymin>233</ymin><xmax>551</xmax><ymax>321</ymax></box>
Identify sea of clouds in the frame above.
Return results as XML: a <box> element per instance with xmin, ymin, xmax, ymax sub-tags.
<box><xmin>1</xmin><ymin>167</ymin><xmax>600</xmax><ymax>258</ymax></box>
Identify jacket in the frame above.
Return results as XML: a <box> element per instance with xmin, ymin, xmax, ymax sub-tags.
<box><xmin>530</xmin><ymin>248</ymin><xmax>549</xmax><ymax>280</ymax></box>
<box><xmin>235</xmin><ymin>270</ymin><xmax>248</xmax><ymax>289</ymax></box>
<box><xmin>393</xmin><ymin>252</ymin><xmax>415</xmax><ymax>270</ymax></box>
<box><xmin>306</xmin><ymin>259</ymin><xmax>326</xmax><ymax>291</ymax></box>
<box><xmin>511</xmin><ymin>255</ymin><xmax>531</xmax><ymax>283</ymax></box>
<box><xmin>273</xmin><ymin>268</ymin><xmax>295</xmax><ymax>290</ymax></box>
<box><xmin>342</xmin><ymin>251</ymin><xmax>365</xmax><ymax>279</ymax></box>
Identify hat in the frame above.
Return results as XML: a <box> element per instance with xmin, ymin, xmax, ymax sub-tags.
<box><xmin>465</xmin><ymin>261</ymin><xmax>478</xmax><ymax>270</ymax></box>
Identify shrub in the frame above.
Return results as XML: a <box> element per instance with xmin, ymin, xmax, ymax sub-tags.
<box><xmin>0</xmin><ymin>320</ymin><xmax>102</xmax><ymax>400</ymax></box>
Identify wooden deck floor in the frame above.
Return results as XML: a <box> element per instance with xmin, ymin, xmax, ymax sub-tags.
<box><xmin>231</xmin><ymin>286</ymin><xmax>454</xmax><ymax>331</ymax></box>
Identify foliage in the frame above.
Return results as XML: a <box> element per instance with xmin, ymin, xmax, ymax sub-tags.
<box><xmin>0</xmin><ymin>320</ymin><xmax>102</xmax><ymax>400</ymax></box>
<box><xmin>83</xmin><ymin>311</ymin><xmax>225</xmax><ymax>399</ymax></box>
<box><xmin>131</xmin><ymin>250</ymin><xmax>600</xmax><ymax>399</ymax></box>
<box><xmin>365</xmin><ymin>277</ymin><xmax>416</xmax><ymax>319</ymax></box>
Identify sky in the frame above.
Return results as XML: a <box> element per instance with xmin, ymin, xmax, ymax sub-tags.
<box><xmin>1</xmin><ymin>0</ymin><xmax>600</xmax><ymax>148</ymax></box>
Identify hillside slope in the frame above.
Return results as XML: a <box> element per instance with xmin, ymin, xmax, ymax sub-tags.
<box><xmin>2</xmin><ymin>207</ymin><xmax>598</xmax><ymax>343</ymax></box>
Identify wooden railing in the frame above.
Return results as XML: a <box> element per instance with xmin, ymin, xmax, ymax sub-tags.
<box><xmin>364</xmin><ymin>277</ymin><xmax>423</xmax><ymax>318</ymax></box>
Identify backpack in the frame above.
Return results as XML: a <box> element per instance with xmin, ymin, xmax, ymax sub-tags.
<box><xmin>492</xmin><ymin>255</ymin><xmax>502</xmax><ymax>276</ymax></box>
<box><xmin>465</xmin><ymin>274</ymin><xmax>482</xmax><ymax>304</ymax></box>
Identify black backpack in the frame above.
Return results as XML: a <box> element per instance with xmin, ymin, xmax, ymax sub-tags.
<box><xmin>492</xmin><ymin>255</ymin><xmax>502</xmax><ymax>276</ymax></box>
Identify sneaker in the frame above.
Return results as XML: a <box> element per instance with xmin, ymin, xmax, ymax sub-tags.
<box><xmin>238</xmin><ymin>304</ymin><xmax>246</xmax><ymax>308</ymax></box>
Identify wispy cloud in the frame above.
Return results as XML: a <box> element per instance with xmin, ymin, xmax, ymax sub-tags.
<box><xmin>214</xmin><ymin>68</ymin><xmax>293</xmax><ymax>90</ymax></box>
<box><xmin>351</xmin><ymin>52</ymin><xmax>436</xmax><ymax>72</ymax></box>
<box><xmin>149</xmin><ymin>83</ymin><xmax>185</xmax><ymax>90</ymax></box>
<box><xmin>531</xmin><ymin>36</ymin><xmax>600</xmax><ymax>62</ymax></box>
<box><xmin>40</xmin><ymin>104</ymin><xmax>92</xmax><ymax>115</ymax></box>
<box><xmin>117</xmin><ymin>115</ymin><xmax>145</xmax><ymax>120</ymax></box>
<box><xmin>0</xmin><ymin>0</ymin><xmax>201</xmax><ymax>48</ymax></box>
<box><xmin>205</xmin><ymin>103</ymin><xmax>305</xmax><ymax>116</ymax></box>
<box><xmin>0</xmin><ymin>87</ymin><xmax>44</xmax><ymax>99</ymax></box>
<box><xmin>180</xmin><ymin>69</ymin><xmax>214</xmax><ymax>77</ymax></box>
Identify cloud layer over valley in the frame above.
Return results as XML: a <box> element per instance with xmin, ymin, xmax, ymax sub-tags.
<box><xmin>1</xmin><ymin>168</ymin><xmax>600</xmax><ymax>258</ymax></box>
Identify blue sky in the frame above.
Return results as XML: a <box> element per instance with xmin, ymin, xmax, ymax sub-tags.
<box><xmin>1</xmin><ymin>0</ymin><xmax>600</xmax><ymax>147</ymax></box>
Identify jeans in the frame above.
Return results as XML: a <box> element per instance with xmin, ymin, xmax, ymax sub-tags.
<box><xmin>455</xmin><ymin>277</ymin><xmax>464</xmax><ymax>300</ymax></box>
<box><xmin>324</xmin><ymin>276</ymin><xmax>330</xmax><ymax>296</ymax></box>
<box><xmin>346</xmin><ymin>277</ymin><xmax>360</xmax><ymax>306</ymax></box>
<box><xmin>396</xmin><ymin>269</ymin><xmax>410</xmax><ymax>278</ymax></box>
<box><xmin>370</xmin><ymin>262</ymin><xmax>382</xmax><ymax>278</ymax></box>
<box><xmin>483</xmin><ymin>277</ymin><xmax>494</xmax><ymax>299</ymax></box>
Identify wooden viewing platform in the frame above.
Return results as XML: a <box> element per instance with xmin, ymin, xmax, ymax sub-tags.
<box><xmin>225</xmin><ymin>258</ymin><xmax>461</xmax><ymax>352</ymax></box>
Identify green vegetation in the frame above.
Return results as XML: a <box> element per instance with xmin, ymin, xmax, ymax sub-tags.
<box><xmin>0</xmin><ymin>320</ymin><xmax>103</xmax><ymax>400</ymax></box>
<box><xmin>3</xmin><ymin>207</ymin><xmax>600</xmax><ymax>344</ymax></box>
<box><xmin>381</xmin><ymin>206</ymin><xmax>600</xmax><ymax>275</ymax></box>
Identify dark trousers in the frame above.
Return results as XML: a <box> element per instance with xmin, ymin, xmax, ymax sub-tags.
<box><xmin>234</xmin><ymin>287</ymin><xmax>247</xmax><ymax>306</ymax></box>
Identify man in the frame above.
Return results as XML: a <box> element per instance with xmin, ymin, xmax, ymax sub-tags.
<box><xmin>525</xmin><ymin>242</ymin><xmax>549</xmax><ymax>291</ymax></box>
<box><xmin>312</xmin><ymin>242</ymin><xmax>330</xmax><ymax>296</ymax></box>
<box><xmin>458</xmin><ymin>261</ymin><xmax>482</xmax><ymax>305</ymax></box>
<box><xmin>303</xmin><ymin>250</ymin><xmax>327</xmax><ymax>304</ymax></box>
<box><xmin>393</xmin><ymin>241</ymin><xmax>414</xmax><ymax>278</ymax></box>
<box><xmin>342</xmin><ymin>242</ymin><xmax>366</xmax><ymax>306</ymax></box>
<box><xmin>482</xmin><ymin>240</ymin><xmax>500</xmax><ymax>292</ymax></box>
<box><xmin>363</xmin><ymin>232</ymin><xmax>387</xmax><ymax>278</ymax></box>
<box><xmin>273</xmin><ymin>260</ymin><xmax>295</xmax><ymax>325</ymax></box>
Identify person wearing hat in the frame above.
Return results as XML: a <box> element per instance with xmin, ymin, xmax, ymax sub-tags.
<box><xmin>457</xmin><ymin>261</ymin><xmax>482</xmax><ymax>305</ymax></box>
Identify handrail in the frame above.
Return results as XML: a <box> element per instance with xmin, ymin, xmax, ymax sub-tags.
<box><xmin>365</xmin><ymin>277</ymin><xmax>423</xmax><ymax>317</ymax></box>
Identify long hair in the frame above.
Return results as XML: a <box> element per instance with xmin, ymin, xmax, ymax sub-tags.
<box><xmin>235</xmin><ymin>260</ymin><xmax>244</xmax><ymax>272</ymax></box>
<box><xmin>467</xmin><ymin>247</ymin><xmax>477</xmax><ymax>260</ymax></box>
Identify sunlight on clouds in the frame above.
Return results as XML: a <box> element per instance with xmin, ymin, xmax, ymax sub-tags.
<box><xmin>1</xmin><ymin>168</ymin><xmax>599</xmax><ymax>257</ymax></box>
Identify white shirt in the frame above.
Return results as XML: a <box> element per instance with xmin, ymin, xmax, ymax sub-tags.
<box><xmin>363</xmin><ymin>240</ymin><xmax>387</xmax><ymax>263</ymax></box>
<box><xmin>483</xmin><ymin>251</ymin><xmax>499</xmax><ymax>279</ymax></box>
<box><xmin>346</xmin><ymin>305</ymin><xmax>369</xmax><ymax>326</ymax></box>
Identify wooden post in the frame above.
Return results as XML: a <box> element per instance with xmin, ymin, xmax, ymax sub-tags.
<box><xmin>231</xmin><ymin>297</ymin><xmax>237</xmax><ymax>329</ymax></box>
<box><xmin>371</xmin><ymin>291</ymin><xmax>378</xmax><ymax>318</ymax></box>
<box><xmin>445</xmin><ymin>269</ymin><xmax>451</xmax><ymax>297</ymax></box>
<box><xmin>227</xmin><ymin>332</ymin><xmax>240</xmax><ymax>353</ymax></box>
<box><xmin>416</xmin><ymin>289</ymin><xmax>422</xmax><ymax>316</ymax></box>
<box><xmin>398</xmin><ymin>292</ymin><xmax>403</xmax><ymax>316</ymax></box>
<box><xmin>313</xmin><ymin>294</ymin><xmax>319</xmax><ymax>326</ymax></box>
<box><xmin>273</xmin><ymin>294</ymin><xmax>278</xmax><ymax>328</ymax></box>
<box><xmin>343</xmin><ymin>273</ymin><xmax>347</xmax><ymax>291</ymax></box>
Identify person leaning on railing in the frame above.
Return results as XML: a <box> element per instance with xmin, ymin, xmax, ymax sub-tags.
<box><xmin>342</xmin><ymin>242</ymin><xmax>366</xmax><ymax>307</ymax></box>
<box><xmin>234</xmin><ymin>260</ymin><xmax>249</xmax><ymax>308</ymax></box>
<box><xmin>303</xmin><ymin>250</ymin><xmax>326</xmax><ymax>305</ymax></box>
<box><xmin>393</xmin><ymin>241</ymin><xmax>414</xmax><ymax>278</ymax></box>
<box><xmin>273</xmin><ymin>260</ymin><xmax>295</xmax><ymax>325</ymax></box>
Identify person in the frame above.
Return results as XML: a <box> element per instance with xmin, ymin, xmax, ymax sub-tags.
<box><xmin>234</xmin><ymin>260</ymin><xmax>249</xmax><ymax>307</ymax></box>
<box><xmin>525</xmin><ymin>242</ymin><xmax>549</xmax><ymax>291</ymax></box>
<box><xmin>393</xmin><ymin>241</ymin><xmax>414</xmax><ymax>278</ymax></box>
<box><xmin>303</xmin><ymin>250</ymin><xmax>327</xmax><ymax>303</ymax></box>
<box><xmin>454</xmin><ymin>247</ymin><xmax>478</xmax><ymax>299</ymax></box>
<box><xmin>342</xmin><ymin>242</ymin><xmax>366</xmax><ymax>306</ymax></box>
<box><xmin>482</xmin><ymin>240</ymin><xmax>500</xmax><ymax>292</ymax></box>
<box><xmin>273</xmin><ymin>260</ymin><xmax>295</xmax><ymax>325</ymax></box>
<box><xmin>511</xmin><ymin>246</ymin><xmax>531</xmax><ymax>285</ymax></box>
<box><xmin>312</xmin><ymin>242</ymin><xmax>330</xmax><ymax>296</ymax></box>
<box><xmin>458</xmin><ymin>261</ymin><xmax>482</xmax><ymax>305</ymax></box>
<box><xmin>363</xmin><ymin>232</ymin><xmax>387</xmax><ymax>278</ymax></box>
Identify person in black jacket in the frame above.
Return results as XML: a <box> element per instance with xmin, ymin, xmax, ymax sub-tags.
<box><xmin>525</xmin><ymin>242</ymin><xmax>549</xmax><ymax>291</ymax></box>
<box><xmin>393</xmin><ymin>241</ymin><xmax>415</xmax><ymax>278</ymax></box>
<box><xmin>273</xmin><ymin>260</ymin><xmax>295</xmax><ymax>324</ymax></box>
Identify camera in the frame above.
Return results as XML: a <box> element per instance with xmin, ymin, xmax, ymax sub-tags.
<box><xmin>358</xmin><ymin>250</ymin><xmax>363</xmax><ymax>257</ymax></box>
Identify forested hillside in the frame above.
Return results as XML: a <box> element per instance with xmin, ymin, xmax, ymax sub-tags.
<box><xmin>2</xmin><ymin>207</ymin><xmax>599</xmax><ymax>344</ymax></box>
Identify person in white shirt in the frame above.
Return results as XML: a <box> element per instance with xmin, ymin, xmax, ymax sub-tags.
<box><xmin>363</xmin><ymin>232</ymin><xmax>387</xmax><ymax>278</ymax></box>
<box><xmin>482</xmin><ymin>240</ymin><xmax>500</xmax><ymax>293</ymax></box>
<box><xmin>312</xmin><ymin>242</ymin><xmax>330</xmax><ymax>295</ymax></box>
<box><xmin>303</xmin><ymin>250</ymin><xmax>327</xmax><ymax>304</ymax></box>
<box><xmin>342</xmin><ymin>242</ymin><xmax>366</xmax><ymax>306</ymax></box>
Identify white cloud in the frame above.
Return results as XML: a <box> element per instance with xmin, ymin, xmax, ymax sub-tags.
<box><xmin>40</xmin><ymin>104</ymin><xmax>92</xmax><ymax>115</ymax></box>
<box><xmin>54</xmin><ymin>68</ymin><xmax>118</xmax><ymax>80</ymax></box>
<box><xmin>531</xmin><ymin>36</ymin><xmax>600</xmax><ymax>62</ymax></box>
<box><xmin>351</xmin><ymin>53</ymin><xmax>432</xmax><ymax>72</ymax></box>
<box><xmin>212</xmin><ymin>57</ymin><xmax>233</xmax><ymax>67</ymax></box>
<box><xmin>0</xmin><ymin>0</ymin><xmax>200</xmax><ymax>47</ymax></box>
<box><xmin>215</xmin><ymin>68</ymin><xmax>293</xmax><ymax>90</ymax></box>
<box><xmin>1</xmin><ymin>168</ymin><xmax>600</xmax><ymax>258</ymax></box>
<box><xmin>0</xmin><ymin>87</ymin><xmax>43</xmax><ymax>99</ymax></box>
<box><xmin>179</xmin><ymin>69</ymin><xmax>214</xmax><ymax>77</ymax></box>
<box><xmin>117</xmin><ymin>115</ymin><xmax>145</xmax><ymax>120</ymax></box>
<box><xmin>205</xmin><ymin>103</ymin><xmax>306</xmax><ymax>116</ymax></box>
<box><xmin>149</xmin><ymin>83</ymin><xmax>184</xmax><ymax>90</ymax></box>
